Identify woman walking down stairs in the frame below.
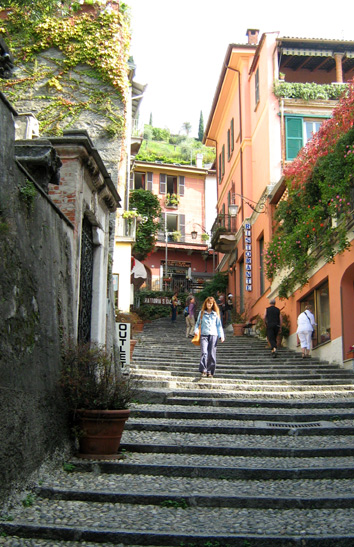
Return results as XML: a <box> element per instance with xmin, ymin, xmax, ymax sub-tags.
<box><xmin>3</xmin><ymin>316</ymin><xmax>354</xmax><ymax>545</ymax></box>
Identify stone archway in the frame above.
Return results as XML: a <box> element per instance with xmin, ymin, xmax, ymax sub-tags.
<box><xmin>341</xmin><ymin>263</ymin><xmax>354</xmax><ymax>359</ymax></box>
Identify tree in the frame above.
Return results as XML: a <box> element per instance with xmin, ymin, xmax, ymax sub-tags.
<box><xmin>149</xmin><ymin>112</ymin><xmax>153</xmax><ymax>126</ymax></box>
<box><xmin>129</xmin><ymin>189</ymin><xmax>162</xmax><ymax>261</ymax></box>
<box><xmin>198</xmin><ymin>111</ymin><xmax>204</xmax><ymax>142</ymax></box>
<box><xmin>182</xmin><ymin>122</ymin><xmax>192</xmax><ymax>137</ymax></box>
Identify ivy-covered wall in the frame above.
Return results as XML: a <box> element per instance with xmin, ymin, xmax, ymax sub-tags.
<box><xmin>0</xmin><ymin>94</ymin><xmax>75</xmax><ymax>509</ymax></box>
<box><xmin>0</xmin><ymin>2</ymin><xmax>130</xmax><ymax>184</ymax></box>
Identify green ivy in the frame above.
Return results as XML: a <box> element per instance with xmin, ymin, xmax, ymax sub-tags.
<box><xmin>0</xmin><ymin>2</ymin><xmax>130</xmax><ymax>135</ymax></box>
<box><xmin>273</xmin><ymin>81</ymin><xmax>348</xmax><ymax>101</ymax></box>
<box><xmin>265</xmin><ymin>126</ymin><xmax>354</xmax><ymax>298</ymax></box>
<box><xmin>129</xmin><ymin>189</ymin><xmax>162</xmax><ymax>261</ymax></box>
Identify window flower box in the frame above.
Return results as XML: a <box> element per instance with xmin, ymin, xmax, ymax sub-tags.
<box><xmin>165</xmin><ymin>193</ymin><xmax>179</xmax><ymax>208</ymax></box>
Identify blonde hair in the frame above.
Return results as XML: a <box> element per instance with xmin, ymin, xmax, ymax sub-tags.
<box><xmin>200</xmin><ymin>296</ymin><xmax>220</xmax><ymax>320</ymax></box>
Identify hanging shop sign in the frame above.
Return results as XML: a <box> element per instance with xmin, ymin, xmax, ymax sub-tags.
<box><xmin>244</xmin><ymin>222</ymin><xmax>252</xmax><ymax>292</ymax></box>
<box><xmin>143</xmin><ymin>297</ymin><xmax>181</xmax><ymax>306</ymax></box>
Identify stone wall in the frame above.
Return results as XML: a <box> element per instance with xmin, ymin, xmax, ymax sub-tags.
<box><xmin>0</xmin><ymin>93</ymin><xmax>75</xmax><ymax>508</ymax></box>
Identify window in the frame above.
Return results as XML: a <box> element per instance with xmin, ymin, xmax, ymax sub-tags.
<box><xmin>230</xmin><ymin>118</ymin><xmax>234</xmax><ymax>153</ymax></box>
<box><xmin>161</xmin><ymin>213</ymin><xmax>186</xmax><ymax>242</ymax></box>
<box><xmin>299</xmin><ymin>280</ymin><xmax>330</xmax><ymax>347</ymax></box>
<box><xmin>255</xmin><ymin>67</ymin><xmax>260</xmax><ymax>106</ymax></box>
<box><xmin>131</xmin><ymin>171</ymin><xmax>153</xmax><ymax>190</ymax></box>
<box><xmin>285</xmin><ymin>117</ymin><xmax>324</xmax><ymax>161</ymax></box>
<box><xmin>227</xmin><ymin>119</ymin><xmax>235</xmax><ymax>160</ymax></box>
<box><xmin>159</xmin><ymin>174</ymin><xmax>184</xmax><ymax>196</ymax></box>
<box><xmin>218</xmin><ymin>146</ymin><xmax>225</xmax><ymax>183</ymax></box>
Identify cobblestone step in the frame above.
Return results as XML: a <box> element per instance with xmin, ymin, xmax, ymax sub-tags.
<box><xmin>4</xmin><ymin>317</ymin><xmax>354</xmax><ymax>545</ymax></box>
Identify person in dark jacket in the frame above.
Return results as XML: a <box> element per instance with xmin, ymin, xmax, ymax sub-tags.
<box><xmin>263</xmin><ymin>298</ymin><xmax>282</xmax><ymax>358</ymax></box>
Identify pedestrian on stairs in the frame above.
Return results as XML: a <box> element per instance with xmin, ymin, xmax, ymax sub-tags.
<box><xmin>194</xmin><ymin>296</ymin><xmax>224</xmax><ymax>378</ymax></box>
<box><xmin>186</xmin><ymin>296</ymin><xmax>196</xmax><ymax>337</ymax></box>
<box><xmin>264</xmin><ymin>298</ymin><xmax>282</xmax><ymax>358</ymax></box>
<box><xmin>171</xmin><ymin>291</ymin><xmax>178</xmax><ymax>324</ymax></box>
<box><xmin>297</xmin><ymin>304</ymin><xmax>316</xmax><ymax>358</ymax></box>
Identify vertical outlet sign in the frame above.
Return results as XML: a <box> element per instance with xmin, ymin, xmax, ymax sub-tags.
<box><xmin>116</xmin><ymin>322</ymin><xmax>131</xmax><ymax>366</ymax></box>
<box><xmin>245</xmin><ymin>223</ymin><xmax>252</xmax><ymax>292</ymax></box>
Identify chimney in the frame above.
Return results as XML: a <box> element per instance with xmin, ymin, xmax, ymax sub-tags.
<box><xmin>246</xmin><ymin>29</ymin><xmax>259</xmax><ymax>45</ymax></box>
<box><xmin>196</xmin><ymin>154</ymin><xmax>203</xmax><ymax>168</ymax></box>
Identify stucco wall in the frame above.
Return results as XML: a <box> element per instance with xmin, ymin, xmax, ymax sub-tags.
<box><xmin>0</xmin><ymin>95</ymin><xmax>75</xmax><ymax>509</ymax></box>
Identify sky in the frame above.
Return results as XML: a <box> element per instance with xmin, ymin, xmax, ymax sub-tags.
<box><xmin>127</xmin><ymin>0</ymin><xmax>354</xmax><ymax>138</ymax></box>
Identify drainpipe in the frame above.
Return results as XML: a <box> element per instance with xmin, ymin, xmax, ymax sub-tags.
<box><xmin>280</xmin><ymin>98</ymin><xmax>285</xmax><ymax>167</ymax></box>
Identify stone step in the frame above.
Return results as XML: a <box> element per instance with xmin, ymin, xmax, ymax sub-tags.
<box><xmin>34</xmin><ymin>483</ymin><xmax>354</xmax><ymax>510</ymax></box>
<box><xmin>165</xmin><ymin>395</ymin><xmax>354</xmax><ymax>408</ymax></box>
<box><xmin>129</xmin><ymin>406</ymin><xmax>354</xmax><ymax>421</ymax></box>
<box><xmin>4</xmin><ymin>503</ymin><xmax>354</xmax><ymax>546</ymax></box>
<box><xmin>132</xmin><ymin>375</ymin><xmax>354</xmax><ymax>393</ymax></box>
<box><xmin>131</xmin><ymin>367</ymin><xmax>354</xmax><ymax>381</ymax></box>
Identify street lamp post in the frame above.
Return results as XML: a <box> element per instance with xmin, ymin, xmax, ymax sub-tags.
<box><xmin>164</xmin><ymin>231</ymin><xmax>175</xmax><ymax>288</ymax></box>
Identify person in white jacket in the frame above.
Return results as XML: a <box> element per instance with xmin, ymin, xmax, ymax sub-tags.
<box><xmin>297</xmin><ymin>304</ymin><xmax>316</xmax><ymax>358</ymax></box>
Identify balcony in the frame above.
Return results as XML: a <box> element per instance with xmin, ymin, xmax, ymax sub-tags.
<box><xmin>116</xmin><ymin>215</ymin><xmax>136</xmax><ymax>242</ymax></box>
<box><xmin>211</xmin><ymin>214</ymin><xmax>237</xmax><ymax>252</ymax></box>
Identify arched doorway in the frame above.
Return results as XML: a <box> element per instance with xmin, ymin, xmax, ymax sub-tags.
<box><xmin>341</xmin><ymin>263</ymin><xmax>354</xmax><ymax>359</ymax></box>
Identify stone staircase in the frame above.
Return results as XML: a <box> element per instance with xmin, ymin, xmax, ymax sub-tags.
<box><xmin>3</xmin><ymin>316</ymin><xmax>354</xmax><ymax>546</ymax></box>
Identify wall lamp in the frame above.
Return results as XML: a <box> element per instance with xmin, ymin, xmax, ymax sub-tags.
<box><xmin>191</xmin><ymin>223</ymin><xmax>209</xmax><ymax>240</ymax></box>
<box><xmin>232</xmin><ymin>192</ymin><xmax>267</xmax><ymax>214</ymax></box>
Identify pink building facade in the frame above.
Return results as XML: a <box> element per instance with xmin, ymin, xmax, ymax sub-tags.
<box><xmin>132</xmin><ymin>160</ymin><xmax>216</xmax><ymax>293</ymax></box>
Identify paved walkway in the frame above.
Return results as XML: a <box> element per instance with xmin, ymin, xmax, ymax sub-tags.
<box><xmin>2</xmin><ymin>316</ymin><xmax>354</xmax><ymax>546</ymax></box>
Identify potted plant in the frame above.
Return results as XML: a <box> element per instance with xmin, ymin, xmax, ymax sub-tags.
<box><xmin>171</xmin><ymin>230</ymin><xmax>182</xmax><ymax>242</ymax></box>
<box><xmin>165</xmin><ymin>193</ymin><xmax>179</xmax><ymax>207</ymax></box>
<box><xmin>255</xmin><ymin>314</ymin><xmax>267</xmax><ymax>339</ymax></box>
<box><xmin>231</xmin><ymin>308</ymin><xmax>246</xmax><ymax>336</ymax></box>
<box><xmin>277</xmin><ymin>313</ymin><xmax>290</xmax><ymax>347</ymax></box>
<box><xmin>60</xmin><ymin>340</ymin><xmax>135</xmax><ymax>459</ymax></box>
<box><xmin>346</xmin><ymin>344</ymin><xmax>354</xmax><ymax>360</ymax></box>
<box><xmin>279</xmin><ymin>72</ymin><xmax>285</xmax><ymax>81</ymax></box>
<box><xmin>201</xmin><ymin>233</ymin><xmax>210</xmax><ymax>242</ymax></box>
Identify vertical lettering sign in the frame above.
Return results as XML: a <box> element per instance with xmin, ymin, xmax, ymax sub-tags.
<box><xmin>116</xmin><ymin>322</ymin><xmax>131</xmax><ymax>366</ymax></box>
<box><xmin>244</xmin><ymin>223</ymin><xmax>252</xmax><ymax>292</ymax></box>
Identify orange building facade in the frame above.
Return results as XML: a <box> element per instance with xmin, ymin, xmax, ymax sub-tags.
<box><xmin>205</xmin><ymin>29</ymin><xmax>354</xmax><ymax>364</ymax></box>
<box><xmin>132</xmin><ymin>160</ymin><xmax>216</xmax><ymax>293</ymax></box>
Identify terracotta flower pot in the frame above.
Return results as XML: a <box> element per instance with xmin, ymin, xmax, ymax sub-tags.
<box><xmin>346</xmin><ymin>351</ymin><xmax>354</xmax><ymax>360</ymax></box>
<box><xmin>232</xmin><ymin>323</ymin><xmax>244</xmax><ymax>336</ymax></box>
<box><xmin>130</xmin><ymin>338</ymin><xmax>137</xmax><ymax>360</ymax></box>
<box><xmin>76</xmin><ymin>409</ymin><xmax>130</xmax><ymax>459</ymax></box>
<box><xmin>133</xmin><ymin>321</ymin><xmax>144</xmax><ymax>333</ymax></box>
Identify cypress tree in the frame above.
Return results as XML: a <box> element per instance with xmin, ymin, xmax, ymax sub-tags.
<box><xmin>198</xmin><ymin>111</ymin><xmax>204</xmax><ymax>142</ymax></box>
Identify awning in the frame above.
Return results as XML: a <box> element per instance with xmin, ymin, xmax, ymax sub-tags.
<box><xmin>131</xmin><ymin>257</ymin><xmax>147</xmax><ymax>289</ymax></box>
<box><xmin>281</xmin><ymin>47</ymin><xmax>333</xmax><ymax>57</ymax></box>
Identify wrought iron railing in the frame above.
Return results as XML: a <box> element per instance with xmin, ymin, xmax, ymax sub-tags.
<box><xmin>210</xmin><ymin>214</ymin><xmax>237</xmax><ymax>244</ymax></box>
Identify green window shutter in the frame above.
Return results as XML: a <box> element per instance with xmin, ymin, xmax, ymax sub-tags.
<box><xmin>286</xmin><ymin>117</ymin><xmax>303</xmax><ymax>160</ymax></box>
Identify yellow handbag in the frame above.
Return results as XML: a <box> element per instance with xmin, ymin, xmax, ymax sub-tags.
<box><xmin>191</xmin><ymin>327</ymin><xmax>201</xmax><ymax>346</ymax></box>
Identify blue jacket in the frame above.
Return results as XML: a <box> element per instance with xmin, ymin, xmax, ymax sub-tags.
<box><xmin>195</xmin><ymin>310</ymin><xmax>224</xmax><ymax>339</ymax></box>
